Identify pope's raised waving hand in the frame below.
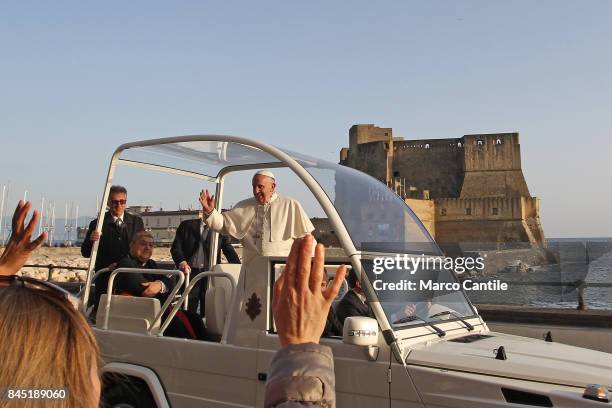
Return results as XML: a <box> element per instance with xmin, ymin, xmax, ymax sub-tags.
<box><xmin>199</xmin><ymin>189</ymin><xmax>216</xmax><ymax>215</ymax></box>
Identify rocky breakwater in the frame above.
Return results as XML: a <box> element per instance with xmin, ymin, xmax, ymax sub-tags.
<box><xmin>0</xmin><ymin>246</ymin><xmax>174</xmax><ymax>282</ymax></box>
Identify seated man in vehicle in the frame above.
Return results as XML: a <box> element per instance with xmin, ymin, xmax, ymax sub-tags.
<box><xmin>199</xmin><ymin>170</ymin><xmax>315</xmax><ymax>264</ymax></box>
<box><xmin>114</xmin><ymin>231</ymin><xmax>207</xmax><ymax>340</ymax></box>
<box><xmin>114</xmin><ymin>231</ymin><xmax>173</xmax><ymax>300</ymax></box>
<box><xmin>386</xmin><ymin>300</ymin><xmax>433</xmax><ymax>325</ymax></box>
<box><xmin>335</xmin><ymin>269</ymin><xmax>375</xmax><ymax>331</ymax></box>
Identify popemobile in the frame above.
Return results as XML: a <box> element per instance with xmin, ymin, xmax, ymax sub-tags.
<box><xmin>83</xmin><ymin>135</ymin><xmax>612</xmax><ymax>407</ymax></box>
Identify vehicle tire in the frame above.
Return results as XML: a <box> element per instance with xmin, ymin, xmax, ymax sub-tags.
<box><xmin>101</xmin><ymin>375</ymin><xmax>157</xmax><ymax>408</ymax></box>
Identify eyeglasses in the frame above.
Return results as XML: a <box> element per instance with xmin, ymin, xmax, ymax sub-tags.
<box><xmin>109</xmin><ymin>200</ymin><xmax>127</xmax><ymax>206</ymax></box>
<box><xmin>0</xmin><ymin>275</ymin><xmax>81</xmax><ymax>310</ymax></box>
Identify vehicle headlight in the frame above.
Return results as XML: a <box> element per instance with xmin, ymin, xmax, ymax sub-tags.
<box><xmin>583</xmin><ymin>384</ymin><xmax>610</xmax><ymax>403</ymax></box>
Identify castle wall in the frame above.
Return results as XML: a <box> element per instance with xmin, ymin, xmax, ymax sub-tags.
<box><xmin>405</xmin><ymin>198</ymin><xmax>435</xmax><ymax>238</ymax></box>
<box><xmin>463</xmin><ymin>133</ymin><xmax>522</xmax><ymax>171</ymax></box>
<box><xmin>392</xmin><ymin>139</ymin><xmax>464</xmax><ymax>198</ymax></box>
<box><xmin>460</xmin><ymin>133</ymin><xmax>531</xmax><ymax>198</ymax></box>
<box><xmin>434</xmin><ymin>197</ymin><xmax>543</xmax><ymax>243</ymax></box>
<box><xmin>349</xmin><ymin>124</ymin><xmax>392</xmax><ymax>149</ymax></box>
<box><xmin>340</xmin><ymin>147</ymin><xmax>349</xmax><ymax>162</ymax></box>
<box><xmin>436</xmin><ymin>219</ymin><xmax>531</xmax><ymax>243</ymax></box>
<box><xmin>344</xmin><ymin>141</ymin><xmax>389</xmax><ymax>184</ymax></box>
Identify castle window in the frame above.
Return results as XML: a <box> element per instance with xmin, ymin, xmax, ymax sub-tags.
<box><xmin>496</xmin><ymin>139</ymin><xmax>502</xmax><ymax>145</ymax></box>
<box><xmin>384</xmin><ymin>132</ymin><xmax>388</xmax><ymax>136</ymax></box>
<box><xmin>425</xmin><ymin>143</ymin><xmax>430</xmax><ymax>149</ymax></box>
<box><xmin>492</xmin><ymin>207</ymin><xmax>499</xmax><ymax>215</ymax></box>
<box><xmin>458</xmin><ymin>142</ymin><xmax>462</xmax><ymax>148</ymax></box>
<box><xmin>441</xmin><ymin>208</ymin><xmax>447</xmax><ymax>216</ymax></box>
<box><xmin>465</xmin><ymin>208</ymin><xmax>472</xmax><ymax>216</ymax></box>
<box><xmin>477</xmin><ymin>140</ymin><xmax>484</xmax><ymax>146</ymax></box>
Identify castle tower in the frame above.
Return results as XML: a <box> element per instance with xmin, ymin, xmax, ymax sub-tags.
<box><xmin>460</xmin><ymin>133</ymin><xmax>530</xmax><ymax>198</ymax></box>
<box><xmin>340</xmin><ymin>124</ymin><xmax>394</xmax><ymax>185</ymax></box>
<box><xmin>340</xmin><ymin>125</ymin><xmax>546</xmax><ymax>245</ymax></box>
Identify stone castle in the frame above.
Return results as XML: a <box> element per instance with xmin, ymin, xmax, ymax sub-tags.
<box><xmin>340</xmin><ymin>124</ymin><xmax>545</xmax><ymax>246</ymax></box>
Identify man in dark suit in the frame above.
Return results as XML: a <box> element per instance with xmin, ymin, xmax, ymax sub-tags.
<box><xmin>171</xmin><ymin>213</ymin><xmax>240</xmax><ymax>315</ymax></box>
<box><xmin>335</xmin><ymin>269</ymin><xmax>375</xmax><ymax>331</ymax></box>
<box><xmin>81</xmin><ymin>185</ymin><xmax>145</xmax><ymax>307</ymax></box>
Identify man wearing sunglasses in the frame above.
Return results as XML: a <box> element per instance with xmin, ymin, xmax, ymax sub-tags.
<box><xmin>81</xmin><ymin>185</ymin><xmax>144</xmax><ymax>308</ymax></box>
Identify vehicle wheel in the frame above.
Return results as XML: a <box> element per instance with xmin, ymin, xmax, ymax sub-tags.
<box><xmin>101</xmin><ymin>375</ymin><xmax>157</xmax><ymax>408</ymax></box>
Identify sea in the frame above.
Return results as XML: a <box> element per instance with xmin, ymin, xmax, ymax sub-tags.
<box><xmin>466</xmin><ymin>238</ymin><xmax>612</xmax><ymax>310</ymax></box>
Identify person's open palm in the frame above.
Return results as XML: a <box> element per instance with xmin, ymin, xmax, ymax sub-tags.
<box><xmin>273</xmin><ymin>235</ymin><xmax>347</xmax><ymax>346</ymax></box>
<box><xmin>0</xmin><ymin>201</ymin><xmax>46</xmax><ymax>276</ymax></box>
<box><xmin>199</xmin><ymin>189</ymin><xmax>215</xmax><ymax>214</ymax></box>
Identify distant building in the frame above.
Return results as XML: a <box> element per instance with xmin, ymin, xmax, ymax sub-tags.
<box><xmin>79</xmin><ymin>207</ymin><xmax>226</xmax><ymax>246</ymax></box>
<box><xmin>126</xmin><ymin>205</ymin><xmax>153</xmax><ymax>214</ymax></box>
<box><xmin>339</xmin><ymin>124</ymin><xmax>545</xmax><ymax>245</ymax></box>
<box><xmin>139</xmin><ymin>209</ymin><xmax>200</xmax><ymax>245</ymax></box>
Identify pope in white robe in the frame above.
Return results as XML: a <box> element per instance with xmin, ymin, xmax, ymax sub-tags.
<box><xmin>200</xmin><ymin>170</ymin><xmax>315</xmax><ymax>264</ymax></box>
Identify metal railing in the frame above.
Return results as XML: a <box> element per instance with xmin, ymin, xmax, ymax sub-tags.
<box><xmin>22</xmin><ymin>263</ymin><xmax>89</xmax><ymax>281</ymax></box>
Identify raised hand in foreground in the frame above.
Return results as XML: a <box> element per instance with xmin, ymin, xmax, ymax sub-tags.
<box><xmin>0</xmin><ymin>201</ymin><xmax>47</xmax><ymax>276</ymax></box>
<box><xmin>265</xmin><ymin>235</ymin><xmax>345</xmax><ymax>407</ymax></box>
<box><xmin>273</xmin><ymin>235</ymin><xmax>347</xmax><ymax>346</ymax></box>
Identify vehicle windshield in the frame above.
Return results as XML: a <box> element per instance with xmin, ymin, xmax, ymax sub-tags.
<box><xmin>287</xmin><ymin>154</ymin><xmax>477</xmax><ymax>330</ymax></box>
<box><xmin>290</xmin><ymin>152</ymin><xmax>439</xmax><ymax>254</ymax></box>
<box><xmin>361</xmin><ymin>255</ymin><xmax>477</xmax><ymax>331</ymax></box>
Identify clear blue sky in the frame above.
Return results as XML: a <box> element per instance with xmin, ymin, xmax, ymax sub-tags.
<box><xmin>1</xmin><ymin>1</ymin><xmax>611</xmax><ymax>238</ymax></box>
